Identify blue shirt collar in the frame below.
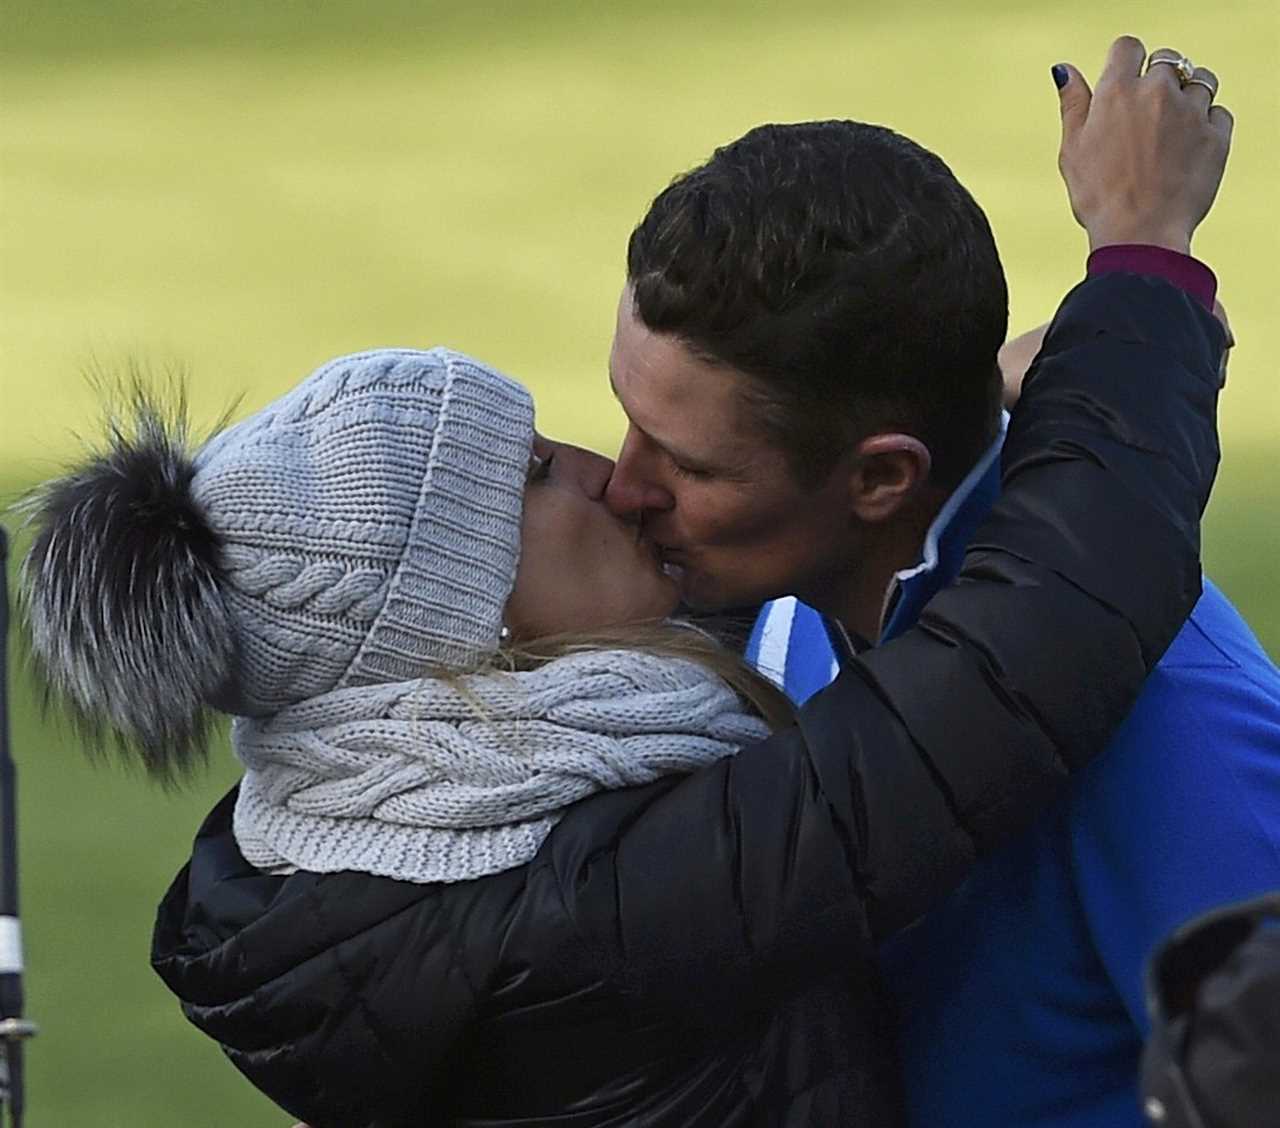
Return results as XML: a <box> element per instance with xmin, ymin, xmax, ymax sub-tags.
<box><xmin>879</xmin><ymin>412</ymin><xmax>1007</xmax><ymax>643</ymax></box>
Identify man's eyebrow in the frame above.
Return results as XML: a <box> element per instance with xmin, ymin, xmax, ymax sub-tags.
<box><xmin>609</xmin><ymin>369</ymin><xmax>712</xmax><ymax>468</ymax></box>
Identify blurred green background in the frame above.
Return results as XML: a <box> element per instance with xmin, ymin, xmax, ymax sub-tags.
<box><xmin>1</xmin><ymin>1</ymin><xmax>1276</xmax><ymax>1124</ymax></box>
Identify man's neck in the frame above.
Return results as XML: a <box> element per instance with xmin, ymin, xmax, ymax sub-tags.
<box><xmin>807</xmin><ymin>418</ymin><xmax>1008</xmax><ymax>646</ymax></box>
<box><xmin>819</xmin><ymin>490</ymin><xmax>945</xmax><ymax>644</ymax></box>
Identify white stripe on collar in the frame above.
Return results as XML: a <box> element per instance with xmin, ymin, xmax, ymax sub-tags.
<box><xmin>892</xmin><ymin>411</ymin><xmax>1009</xmax><ymax>586</ymax></box>
<box><xmin>753</xmin><ymin>596</ymin><xmax>798</xmax><ymax>689</ymax></box>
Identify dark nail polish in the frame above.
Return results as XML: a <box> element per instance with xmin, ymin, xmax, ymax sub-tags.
<box><xmin>1051</xmin><ymin>64</ymin><xmax>1069</xmax><ymax>89</ymax></box>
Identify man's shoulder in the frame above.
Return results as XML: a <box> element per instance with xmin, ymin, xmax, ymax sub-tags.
<box><xmin>1133</xmin><ymin>578</ymin><xmax>1280</xmax><ymax>713</ymax></box>
<box><xmin>1158</xmin><ymin>578</ymin><xmax>1276</xmax><ymax>671</ymax></box>
<box><xmin>1055</xmin><ymin>581</ymin><xmax>1280</xmax><ymax>1029</ymax></box>
<box><xmin>1071</xmin><ymin>577</ymin><xmax>1280</xmax><ymax>839</ymax></box>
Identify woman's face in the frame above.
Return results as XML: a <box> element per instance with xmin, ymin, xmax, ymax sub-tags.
<box><xmin>504</xmin><ymin>435</ymin><xmax>680</xmax><ymax>638</ymax></box>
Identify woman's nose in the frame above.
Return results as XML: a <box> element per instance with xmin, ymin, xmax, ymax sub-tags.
<box><xmin>553</xmin><ymin>442</ymin><xmax>616</xmax><ymax>501</ymax></box>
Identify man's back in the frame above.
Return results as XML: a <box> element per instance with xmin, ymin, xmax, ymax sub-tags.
<box><xmin>880</xmin><ymin>579</ymin><xmax>1280</xmax><ymax>1125</ymax></box>
<box><xmin>750</xmin><ymin>574</ymin><xmax>1280</xmax><ymax>1126</ymax></box>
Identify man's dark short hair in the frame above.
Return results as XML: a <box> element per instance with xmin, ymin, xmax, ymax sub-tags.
<box><xmin>627</xmin><ymin>120</ymin><xmax>1009</xmax><ymax>488</ymax></box>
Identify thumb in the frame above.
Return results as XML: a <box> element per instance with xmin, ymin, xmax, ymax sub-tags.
<box><xmin>1053</xmin><ymin>63</ymin><xmax>1092</xmax><ymax>143</ymax></box>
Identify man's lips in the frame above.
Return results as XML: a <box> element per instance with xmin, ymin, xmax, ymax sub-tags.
<box><xmin>633</xmin><ymin>516</ymin><xmax>688</xmax><ymax>582</ymax></box>
<box><xmin>633</xmin><ymin>526</ymin><xmax>676</xmax><ymax>577</ymax></box>
<box><xmin>654</xmin><ymin>543</ymin><xmax>688</xmax><ymax>581</ymax></box>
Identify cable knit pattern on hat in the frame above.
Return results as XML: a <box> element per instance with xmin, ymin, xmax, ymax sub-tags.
<box><xmin>233</xmin><ymin>649</ymin><xmax>772</xmax><ymax>883</ymax></box>
<box><xmin>190</xmin><ymin>348</ymin><xmax>533</xmax><ymax>715</ymax></box>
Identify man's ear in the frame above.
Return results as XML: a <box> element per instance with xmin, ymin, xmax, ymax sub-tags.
<box><xmin>847</xmin><ymin>433</ymin><xmax>932</xmax><ymax>523</ymax></box>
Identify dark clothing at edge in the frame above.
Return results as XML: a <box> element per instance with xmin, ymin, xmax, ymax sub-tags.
<box><xmin>152</xmin><ymin>272</ymin><xmax>1225</xmax><ymax>1128</ymax></box>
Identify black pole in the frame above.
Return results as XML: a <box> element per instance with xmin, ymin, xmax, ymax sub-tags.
<box><xmin>0</xmin><ymin>527</ymin><xmax>37</xmax><ymax>1128</ymax></box>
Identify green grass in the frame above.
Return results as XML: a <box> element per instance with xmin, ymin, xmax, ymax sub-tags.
<box><xmin>1</xmin><ymin>2</ymin><xmax>1277</xmax><ymax>1124</ymax></box>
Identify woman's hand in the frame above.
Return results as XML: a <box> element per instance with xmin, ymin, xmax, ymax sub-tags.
<box><xmin>1001</xmin><ymin>299</ymin><xmax>1235</xmax><ymax>407</ymax></box>
<box><xmin>1055</xmin><ymin>35</ymin><xmax>1233</xmax><ymax>253</ymax></box>
<box><xmin>999</xmin><ymin>324</ymin><xmax>1050</xmax><ymax>408</ymax></box>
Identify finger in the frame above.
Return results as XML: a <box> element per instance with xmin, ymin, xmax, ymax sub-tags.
<box><xmin>1211</xmin><ymin>299</ymin><xmax>1235</xmax><ymax>349</ymax></box>
<box><xmin>1054</xmin><ymin>63</ymin><xmax>1093</xmax><ymax>144</ymax></box>
<box><xmin>1099</xmin><ymin>34</ymin><xmax>1147</xmax><ymax>84</ymax></box>
<box><xmin>1144</xmin><ymin>47</ymin><xmax>1189</xmax><ymax>90</ymax></box>
<box><xmin>1208</xmin><ymin>103</ymin><xmax>1235</xmax><ymax>143</ymax></box>
<box><xmin>1212</xmin><ymin>297</ymin><xmax>1234</xmax><ymax>388</ymax></box>
<box><xmin>1182</xmin><ymin>66</ymin><xmax>1219</xmax><ymax>111</ymax></box>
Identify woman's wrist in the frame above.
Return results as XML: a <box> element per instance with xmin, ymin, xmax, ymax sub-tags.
<box><xmin>1086</xmin><ymin>245</ymin><xmax>1217</xmax><ymax>310</ymax></box>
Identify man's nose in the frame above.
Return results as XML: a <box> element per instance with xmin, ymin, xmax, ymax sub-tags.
<box><xmin>604</xmin><ymin>430</ymin><xmax>675</xmax><ymax>518</ymax></box>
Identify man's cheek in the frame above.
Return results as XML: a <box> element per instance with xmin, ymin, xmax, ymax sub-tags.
<box><xmin>704</xmin><ymin>502</ymin><xmax>770</xmax><ymax>548</ymax></box>
<box><xmin>685</xmin><ymin>494</ymin><xmax>746</xmax><ymax>545</ymax></box>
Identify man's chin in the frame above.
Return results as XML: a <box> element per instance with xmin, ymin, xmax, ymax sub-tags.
<box><xmin>672</xmin><ymin>567</ymin><xmax>721</xmax><ymax>612</ymax></box>
<box><xmin>676</xmin><ymin>567</ymin><xmax>764</xmax><ymax>614</ymax></box>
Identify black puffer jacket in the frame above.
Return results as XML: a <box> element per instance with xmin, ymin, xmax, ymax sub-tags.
<box><xmin>153</xmin><ymin>275</ymin><xmax>1224</xmax><ymax>1128</ymax></box>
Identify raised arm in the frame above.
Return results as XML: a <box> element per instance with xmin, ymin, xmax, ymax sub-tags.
<box><xmin>550</xmin><ymin>35</ymin><xmax>1231</xmax><ymax>1005</ymax></box>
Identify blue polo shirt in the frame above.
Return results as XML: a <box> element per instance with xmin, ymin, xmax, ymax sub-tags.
<box><xmin>744</xmin><ymin>428</ymin><xmax>1280</xmax><ymax>1127</ymax></box>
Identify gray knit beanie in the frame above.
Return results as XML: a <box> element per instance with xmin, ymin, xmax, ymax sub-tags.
<box><xmin>20</xmin><ymin>346</ymin><xmax>535</xmax><ymax>777</ymax></box>
<box><xmin>195</xmin><ymin>347</ymin><xmax>534</xmax><ymax>713</ymax></box>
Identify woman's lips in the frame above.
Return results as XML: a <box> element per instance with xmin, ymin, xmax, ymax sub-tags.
<box><xmin>638</xmin><ymin>532</ymin><xmax>686</xmax><ymax>582</ymax></box>
<box><xmin>637</xmin><ymin>532</ymin><xmax>673</xmax><ymax>577</ymax></box>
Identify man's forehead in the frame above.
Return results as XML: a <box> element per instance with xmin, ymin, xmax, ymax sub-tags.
<box><xmin>609</xmin><ymin>298</ymin><xmax>763</xmax><ymax>460</ymax></box>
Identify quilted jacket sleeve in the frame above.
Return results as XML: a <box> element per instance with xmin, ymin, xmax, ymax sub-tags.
<box><xmin>546</xmin><ymin>273</ymin><xmax>1225</xmax><ymax>1011</ymax></box>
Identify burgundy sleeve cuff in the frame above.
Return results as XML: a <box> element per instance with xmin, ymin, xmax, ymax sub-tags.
<box><xmin>1087</xmin><ymin>245</ymin><xmax>1217</xmax><ymax>311</ymax></box>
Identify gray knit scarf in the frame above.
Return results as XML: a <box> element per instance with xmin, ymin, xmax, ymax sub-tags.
<box><xmin>232</xmin><ymin>648</ymin><xmax>771</xmax><ymax>884</ymax></box>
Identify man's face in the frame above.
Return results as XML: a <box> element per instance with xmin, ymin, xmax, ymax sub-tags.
<box><xmin>604</xmin><ymin>288</ymin><xmax>860</xmax><ymax>612</ymax></box>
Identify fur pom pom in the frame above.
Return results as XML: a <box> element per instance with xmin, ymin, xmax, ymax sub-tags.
<box><xmin>19</xmin><ymin>385</ymin><xmax>233</xmax><ymax>782</ymax></box>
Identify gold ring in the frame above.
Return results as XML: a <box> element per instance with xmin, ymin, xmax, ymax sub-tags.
<box><xmin>1148</xmin><ymin>53</ymin><xmax>1195</xmax><ymax>85</ymax></box>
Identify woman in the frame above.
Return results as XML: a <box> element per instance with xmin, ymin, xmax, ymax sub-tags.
<box><xmin>19</xmin><ymin>300</ymin><xmax>1219</xmax><ymax>1127</ymax></box>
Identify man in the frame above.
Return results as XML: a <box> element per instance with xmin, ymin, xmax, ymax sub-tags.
<box><xmin>605</xmin><ymin>38</ymin><xmax>1275</xmax><ymax>1127</ymax></box>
